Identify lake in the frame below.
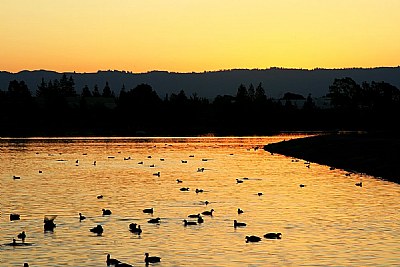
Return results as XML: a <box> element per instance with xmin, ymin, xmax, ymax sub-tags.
<box><xmin>1</xmin><ymin>136</ymin><xmax>399</xmax><ymax>266</ymax></box>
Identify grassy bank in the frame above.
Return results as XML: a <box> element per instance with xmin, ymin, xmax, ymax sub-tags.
<box><xmin>264</xmin><ymin>133</ymin><xmax>400</xmax><ymax>184</ymax></box>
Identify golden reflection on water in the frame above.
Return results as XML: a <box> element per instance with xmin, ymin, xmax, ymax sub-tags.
<box><xmin>1</xmin><ymin>136</ymin><xmax>399</xmax><ymax>266</ymax></box>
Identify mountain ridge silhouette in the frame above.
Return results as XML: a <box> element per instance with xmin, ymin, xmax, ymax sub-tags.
<box><xmin>1</xmin><ymin>67</ymin><xmax>399</xmax><ymax>99</ymax></box>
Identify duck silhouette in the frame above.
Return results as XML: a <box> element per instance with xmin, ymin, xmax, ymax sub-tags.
<box><xmin>202</xmin><ymin>209</ymin><xmax>214</xmax><ymax>216</ymax></box>
<box><xmin>197</xmin><ymin>216</ymin><xmax>204</xmax><ymax>223</ymax></box>
<box><xmin>148</xmin><ymin>217</ymin><xmax>161</xmax><ymax>224</ymax></box>
<box><xmin>44</xmin><ymin>216</ymin><xmax>56</xmax><ymax>231</ymax></box>
<box><xmin>234</xmin><ymin>220</ymin><xmax>246</xmax><ymax>228</ymax></box>
<box><xmin>79</xmin><ymin>213</ymin><xmax>86</xmax><ymax>221</ymax></box>
<box><xmin>355</xmin><ymin>182</ymin><xmax>363</xmax><ymax>187</ymax></box>
<box><xmin>183</xmin><ymin>219</ymin><xmax>197</xmax><ymax>226</ymax></box>
<box><xmin>10</xmin><ymin>214</ymin><xmax>20</xmax><ymax>221</ymax></box>
<box><xmin>180</xmin><ymin>187</ymin><xmax>189</xmax><ymax>191</ymax></box>
<box><xmin>17</xmin><ymin>231</ymin><xmax>26</xmax><ymax>242</ymax></box>
<box><xmin>90</xmin><ymin>225</ymin><xmax>103</xmax><ymax>235</ymax></box>
<box><xmin>130</xmin><ymin>224</ymin><xmax>142</xmax><ymax>235</ymax></box>
<box><xmin>264</xmin><ymin>232</ymin><xmax>282</xmax><ymax>239</ymax></box>
<box><xmin>143</xmin><ymin>208</ymin><xmax>154</xmax><ymax>214</ymax></box>
<box><xmin>188</xmin><ymin>213</ymin><xmax>201</xmax><ymax>218</ymax></box>
<box><xmin>106</xmin><ymin>254</ymin><xmax>121</xmax><ymax>266</ymax></box>
<box><xmin>245</xmin><ymin>235</ymin><xmax>261</xmax><ymax>243</ymax></box>
<box><xmin>145</xmin><ymin>253</ymin><xmax>161</xmax><ymax>264</ymax></box>
<box><xmin>238</xmin><ymin>208</ymin><xmax>244</xmax><ymax>214</ymax></box>
<box><xmin>102</xmin><ymin>209</ymin><xmax>112</xmax><ymax>215</ymax></box>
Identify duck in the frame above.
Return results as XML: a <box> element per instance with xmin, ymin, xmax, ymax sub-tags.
<box><xmin>238</xmin><ymin>208</ymin><xmax>244</xmax><ymax>214</ymax></box>
<box><xmin>299</xmin><ymin>184</ymin><xmax>306</xmax><ymax>188</ymax></box>
<box><xmin>236</xmin><ymin>179</ymin><xmax>244</xmax><ymax>184</ymax></box>
<box><xmin>195</xmin><ymin>188</ymin><xmax>204</xmax><ymax>193</ymax></box>
<box><xmin>183</xmin><ymin>219</ymin><xmax>197</xmax><ymax>226</ymax></box>
<box><xmin>234</xmin><ymin>220</ymin><xmax>246</xmax><ymax>228</ymax></box>
<box><xmin>13</xmin><ymin>175</ymin><xmax>21</xmax><ymax>179</ymax></box>
<box><xmin>90</xmin><ymin>225</ymin><xmax>103</xmax><ymax>235</ymax></box>
<box><xmin>197</xmin><ymin>167</ymin><xmax>205</xmax><ymax>172</ymax></box>
<box><xmin>102</xmin><ymin>209</ymin><xmax>112</xmax><ymax>215</ymax></box>
<box><xmin>149</xmin><ymin>164</ymin><xmax>155</xmax><ymax>168</ymax></box>
<box><xmin>202</xmin><ymin>209</ymin><xmax>214</xmax><ymax>216</ymax></box>
<box><xmin>130</xmin><ymin>224</ymin><xmax>142</xmax><ymax>235</ymax></box>
<box><xmin>188</xmin><ymin>213</ymin><xmax>201</xmax><ymax>218</ymax></box>
<box><xmin>143</xmin><ymin>208</ymin><xmax>154</xmax><ymax>214</ymax></box>
<box><xmin>176</xmin><ymin>179</ymin><xmax>183</xmax><ymax>183</ymax></box>
<box><xmin>204</xmin><ymin>200</ymin><xmax>209</xmax><ymax>206</ymax></box>
<box><xmin>44</xmin><ymin>217</ymin><xmax>56</xmax><ymax>231</ymax></box>
<box><xmin>153</xmin><ymin>172</ymin><xmax>160</xmax><ymax>177</ymax></box>
<box><xmin>245</xmin><ymin>235</ymin><xmax>261</xmax><ymax>243</ymax></box>
<box><xmin>24</xmin><ymin>263</ymin><xmax>29</xmax><ymax>267</ymax></box>
<box><xmin>10</xmin><ymin>213</ymin><xmax>20</xmax><ymax>221</ymax></box>
<box><xmin>148</xmin><ymin>217</ymin><xmax>161</xmax><ymax>224</ymax></box>
<box><xmin>145</xmin><ymin>253</ymin><xmax>161</xmax><ymax>264</ymax></box>
<box><xmin>257</xmin><ymin>192</ymin><xmax>263</xmax><ymax>196</ymax></box>
<box><xmin>264</xmin><ymin>232</ymin><xmax>282</xmax><ymax>239</ymax></box>
<box><xmin>138</xmin><ymin>161</ymin><xmax>143</xmax><ymax>164</ymax></box>
<box><xmin>355</xmin><ymin>182</ymin><xmax>363</xmax><ymax>187</ymax></box>
<box><xmin>17</xmin><ymin>231</ymin><xmax>26</xmax><ymax>242</ymax></box>
<box><xmin>79</xmin><ymin>213</ymin><xmax>86</xmax><ymax>221</ymax></box>
<box><xmin>180</xmin><ymin>187</ymin><xmax>189</xmax><ymax>191</ymax></box>
<box><xmin>181</xmin><ymin>160</ymin><xmax>187</xmax><ymax>163</ymax></box>
<box><xmin>106</xmin><ymin>254</ymin><xmax>121</xmax><ymax>266</ymax></box>
<box><xmin>197</xmin><ymin>216</ymin><xmax>204</xmax><ymax>223</ymax></box>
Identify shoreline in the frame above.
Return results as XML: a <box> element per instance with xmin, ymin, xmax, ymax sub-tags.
<box><xmin>264</xmin><ymin>133</ymin><xmax>400</xmax><ymax>184</ymax></box>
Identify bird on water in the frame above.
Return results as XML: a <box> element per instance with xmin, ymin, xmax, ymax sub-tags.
<box><xmin>145</xmin><ymin>252</ymin><xmax>161</xmax><ymax>264</ymax></box>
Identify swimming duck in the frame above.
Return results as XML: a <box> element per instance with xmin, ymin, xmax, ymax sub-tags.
<box><xmin>355</xmin><ymin>182</ymin><xmax>363</xmax><ymax>187</ymax></box>
<box><xmin>102</xmin><ymin>209</ymin><xmax>112</xmax><ymax>215</ymax></box>
<box><xmin>202</xmin><ymin>209</ymin><xmax>214</xmax><ymax>216</ymax></box>
<box><xmin>236</xmin><ymin>179</ymin><xmax>244</xmax><ymax>184</ymax></box>
<box><xmin>238</xmin><ymin>208</ymin><xmax>244</xmax><ymax>214</ymax></box>
<box><xmin>153</xmin><ymin>172</ymin><xmax>160</xmax><ymax>177</ymax></box>
<box><xmin>195</xmin><ymin>189</ymin><xmax>204</xmax><ymax>193</ymax></box>
<box><xmin>17</xmin><ymin>231</ymin><xmax>26</xmax><ymax>242</ymax></box>
<box><xmin>245</xmin><ymin>235</ymin><xmax>261</xmax><ymax>243</ymax></box>
<box><xmin>79</xmin><ymin>213</ymin><xmax>86</xmax><ymax>221</ymax></box>
<box><xmin>13</xmin><ymin>175</ymin><xmax>21</xmax><ymax>180</ymax></box>
<box><xmin>264</xmin><ymin>232</ymin><xmax>282</xmax><ymax>239</ymax></box>
<box><xmin>188</xmin><ymin>213</ymin><xmax>201</xmax><ymax>218</ymax></box>
<box><xmin>148</xmin><ymin>217</ymin><xmax>161</xmax><ymax>224</ymax></box>
<box><xmin>145</xmin><ymin>253</ymin><xmax>161</xmax><ymax>264</ymax></box>
<box><xmin>299</xmin><ymin>184</ymin><xmax>306</xmax><ymax>188</ymax></box>
<box><xmin>197</xmin><ymin>216</ymin><xmax>204</xmax><ymax>223</ymax></box>
<box><xmin>257</xmin><ymin>192</ymin><xmax>263</xmax><ymax>196</ymax></box>
<box><xmin>138</xmin><ymin>161</ymin><xmax>143</xmax><ymax>164</ymax></box>
<box><xmin>106</xmin><ymin>254</ymin><xmax>121</xmax><ymax>266</ymax></box>
<box><xmin>24</xmin><ymin>263</ymin><xmax>29</xmax><ymax>267</ymax></box>
<box><xmin>44</xmin><ymin>217</ymin><xmax>56</xmax><ymax>231</ymax></box>
<box><xmin>115</xmin><ymin>262</ymin><xmax>133</xmax><ymax>267</ymax></box>
<box><xmin>90</xmin><ymin>224</ymin><xmax>103</xmax><ymax>235</ymax></box>
<box><xmin>180</xmin><ymin>187</ymin><xmax>189</xmax><ymax>191</ymax></box>
<box><xmin>183</xmin><ymin>219</ymin><xmax>197</xmax><ymax>226</ymax></box>
<box><xmin>234</xmin><ymin>220</ymin><xmax>246</xmax><ymax>228</ymax></box>
<box><xmin>143</xmin><ymin>208</ymin><xmax>154</xmax><ymax>214</ymax></box>
<box><xmin>181</xmin><ymin>160</ymin><xmax>187</xmax><ymax>163</ymax></box>
<box><xmin>176</xmin><ymin>179</ymin><xmax>183</xmax><ymax>183</ymax></box>
<box><xmin>10</xmin><ymin>214</ymin><xmax>20</xmax><ymax>221</ymax></box>
<box><xmin>130</xmin><ymin>224</ymin><xmax>142</xmax><ymax>235</ymax></box>
<box><xmin>97</xmin><ymin>195</ymin><xmax>103</xmax><ymax>199</ymax></box>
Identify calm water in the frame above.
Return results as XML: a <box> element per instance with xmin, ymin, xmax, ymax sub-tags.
<box><xmin>1</xmin><ymin>136</ymin><xmax>399</xmax><ymax>267</ymax></box>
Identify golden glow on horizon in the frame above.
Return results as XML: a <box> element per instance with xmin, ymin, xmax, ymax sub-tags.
<box><xmin>1</xmin><ymin>0</ymin><xmax>399</xmax><ymax>73</ymax></box>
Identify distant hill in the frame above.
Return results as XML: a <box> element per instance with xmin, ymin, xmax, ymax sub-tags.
<box><xmin>1</xmin><ymin>67</ymin><xmax>400</xmax><ymax>99</ymax></box>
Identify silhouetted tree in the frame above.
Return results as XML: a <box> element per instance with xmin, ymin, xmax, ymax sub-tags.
<box><xmin>328</xmin><ymin>77</ymin><xmax>361</xmax><ymax>109</ymax></box>
<box><xmin>81</xmin><ymin>85</ymin><xmax>92</xmax><ymax>97</ymax></box>
<box><xmin>236</xmin><ymin>84</ymin><xmax>248</xmax><ymax>104</ymax></box>
<box><xmin>248</xmin><ymin>83</ymin><xmax>255</xmax><ymax>102</ymax></box>
<box><xmin>92</xmin><ymin>84</ymin><xmax>100</xmax><ymax>97</ymax></box>
<box><xmin>102</xmin><ymin>82</ymin><xmax>113</xmax><ymax>97</ymax></box>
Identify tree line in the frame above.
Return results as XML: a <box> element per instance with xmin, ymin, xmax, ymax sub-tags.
<box><xmin>0</xmin><ymin>74</ymin><xmax>399</xmax><ymax>136</ymax></box>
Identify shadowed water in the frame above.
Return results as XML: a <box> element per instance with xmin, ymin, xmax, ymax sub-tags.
<box><xmin>1</xmin><ymin>136</ymin><xmax>399</xmax><ymax>266</ymax></box>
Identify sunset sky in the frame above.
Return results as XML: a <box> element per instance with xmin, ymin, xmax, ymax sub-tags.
<box><xmin>1</xmin><ymin>0</ymin><xmax>399</xmax><ymax>73</ymax></box>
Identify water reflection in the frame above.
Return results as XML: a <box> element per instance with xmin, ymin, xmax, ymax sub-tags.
<box><xmin>1</xmin><ymin>136</ymin><xmax>399</xmax><ymax>266</ymax></box>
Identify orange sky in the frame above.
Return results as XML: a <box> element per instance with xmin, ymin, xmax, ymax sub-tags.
<box><xmin>1</xmin><ymin>0</ymin><xmax>399</xmax><ymax>73</ymax></box>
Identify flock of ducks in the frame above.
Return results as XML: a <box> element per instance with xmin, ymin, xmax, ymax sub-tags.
<box><xmin>7</xmin><ymin>143</ymin><xmax>365</xmax><ymax>267</ymax></box>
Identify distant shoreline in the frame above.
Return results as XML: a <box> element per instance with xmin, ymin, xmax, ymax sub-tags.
<box><xmin>264</xmin><ymin>133</ymin><xmax>400</xmax><ymax>184</ymax></box>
